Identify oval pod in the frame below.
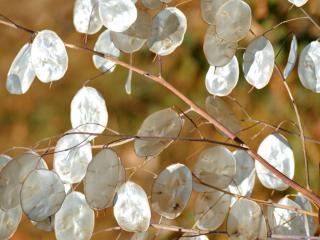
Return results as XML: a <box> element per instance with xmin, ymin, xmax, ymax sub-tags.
<box><xmin>114</xmin><ymin>181</ymin><xmax>151</xmax><ymax>232</ymax></box>
<box><xmin>99</xmin><ymin>0</ymin><xmax>137</xmax><ymax>32</ymax></box>
<box><xmin>151</xmin><ymin>163</ymin><xmax>192</xmax><ymax>219</ymax></box>
<box><xmin>243</xmin><ymin>36</ymin><xmax>275</xmax><ymax>89</ymax></box>
<box><xmin>20</xmin><ymin>169</ymin><xmax>65</xmax><ymax>222</ymax></box>
<box><xmin>73</xmin><ymin>0</ymin><xmax>102</xmax><ymax>34</ymax></box>
<box><xmin>0</xmin><ymin>154</ymin><xmax>12</xmax><ymax>171</ymax></box>
<box><xmin>180</xmin><ymin>234</ymin><xmax>209</xmax><ymax>240</ymax></box>
<box><xmin>0</xmin><ymin>205</ymin><xmax>22</xmax><ymax>239</ymax></box>
<box><xmin>71</xmin><ymin>86</ymin><xmax>108</xmax><ymax>138</ymax></box>
<box><xmin>203</xmin><ymin>25</ymin><xmax>238</xmax><ymax>68</ymax></box>
<box><xmin>194</xmin><ymin>190</ymin><xmax>231</xmax><ymax>230</ymax></box>
<box><xmin>0</xmin><ymin>151</ymin><xmax>46</xmax><ymax>210</ymax></box>
<box><xmin>134</xmin><ymin>108</ymin><xmax>183</xmax><ymax>157</ymax></box>
<box><xmin>55</xmin><ymin>191</ymin><xmax>94</xmax><ymax>240</ymax></box>
<box><xmin>205</xmin><ymin>56</ymin><xmax>239</xmax><ymax>96</ymax></box>
<box><xmin>193</xmin><ymin>146</ymin><xmax>236</xmax><ymax>191</ymax></box>
<box><xmin>255</xmin><ymin>133</ymin><xmax>295</xmax><ymax>191</ymax></box>
<box><xmin>229</xmin><ymin>150</ymin><xmax>256</xmax><ymax>198</ymax></box>
<box><xmin>6</xmin><ymin>43</ymin><xmax>35</xmax><ymax>94</ymax></box>
<box><xmin>268</xmin><ymin>197</ymin><xmax>307</xmax><ymax>236</ymax></box>
<box><xmin>84</xmin><ymin>148</ymin><xmax>125</xmax><ymax>209</ymax></box>
<box><xmin>148</xmin><ymin>7</ymin><xmax>187</xmax><ymax>56</ymax></box>
<box><xmin>288</xmin><ymin>0</ymin><xmax>308</xmax><ymax>7</ymax></box>
<box><xmin>298</xmin><ymin>40</ymin><xmax>320</xmax><ymax>93</ymax></box>
<box><xmin>227</xmin><ymin>199</ymin><xmax>267</xmax><ymax>239</ymax></box>
<box><xmin>200</xmin><ymin>0</ymin><xmax>225</xmax><ymax>25</ymax></box>
<box><xmin>283</xmin><ymin>35</ymin><xmax>298</xmax><ymax>79</ymax></box>
<box><xmin>215</xmin><ymin>0</ymin><xmax>252</xmax><ymax>42</ymax></box>
<box><xmin>31</xmin><ymin>30</ymin><xmax>68</xmax><ymax>82</ymax></box>
<box><xmin>205</xmin><ymin>96</ymin><xmax>241</xmax><ymax>136</ymax></box>
<box><xmin>111</xmin><ymin>10</ymin><xmax>151</xmax><ymax>53</ymax></box>
<box><xmin>93</xmin><ymin>29</ymin><xmax>120</xmax><ymax>72</ymax></box>
<box><xmin>53</xmin><ymin>130</ymin><xmax>92</xmax><ymax>184</ymax></box>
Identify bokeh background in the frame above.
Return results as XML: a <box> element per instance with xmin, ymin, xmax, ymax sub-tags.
<box><xmin>1</xmin><ymin>0</ymin><xmax>320</xmax><ymax>239</ymax></box>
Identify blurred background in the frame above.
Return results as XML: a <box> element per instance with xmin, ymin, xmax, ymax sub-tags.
<box><xmin>1</xmin><ymin>0</ymin><xmax>320</xmax><ymax>239</ymax></box>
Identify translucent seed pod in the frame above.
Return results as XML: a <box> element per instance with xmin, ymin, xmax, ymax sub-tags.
<box><xmin>20</xmin><ymin>169</ymin><xmax>66</xmax><ymax>222</ymax></box>
<box><xmin>229</xmin><ymin>150</ymin><xmax>256</xmax><ymax>199</ymax></box>
<box><xmin>93</xmin><ymin>29</ymin><xmax>120</xmax><ymax>73</ymax></box>
<box><xmin>227</xmin><ymin>199</ymin><xmax>267</xmax><ymax>239</ymax></box>
<box><xmin>141</xmin><ymin>0</ymin><xmax>162</xmax><ymax>9</ymax></box>
<box><xmin>203</xmin><ymin>25</ymin><xmax>238</xmax><ymax>67</ymax></box>
<box><xmin>283</xmin><ymin>35</ymin><xmax>298</xmax><ymax>79</ymax></box>
<box><xmin>111</xmin><ymin>10</ymin><xmax>152</xmax><ymax>53</ymax></box>
<box><xmin>193</xmin><ymin>146</ymin><xmax>236</xmax><ymax>191</ymax></box>
<box><xmin>0</xmin><ymin>205</ymin><xmax>22</xmax><ymax>239</ymax></box>
<box><xmin>255</xmin><ymin>133</ymin><xmax>295</xmax><ymax>191</ymax></box>
<box><xmin>134</xmin><ymin>108</ymin><xmax>183</xmax><ymax>157</ymax></box>
<box><xmin>6</xmin><ymin>43</ymin><xmax>35</xmax><ymax>94</ymax></box>
<box><xmin>148</xmin><ymin>7</ymin><xmax>187</xmax><ymax>56</ymax></box>
<box><xmin>268</xmin><ymin>197</ymin><xmax>307</xmax><ymax>236</ymax></box>
<box><xmin>288</xmin><ymin>0</ymin><xmax>309</xmax><ymax>7</ymax></box>
<box><xmin>205</xmin><ymin>56</ymin><xmax>239</xmax><ymax>96</ymax></box>
<box><xmin>215</xmin><ymin>0</ymin><xmax>252</xmax><ymax>42</ymax></box>
<box><xmin>205</xmin><ymin>96</ymin><xmax>241</xmax><ymax>136</ymax></box>
<box><xmin>55</xmin><ymin>192</ymin><xmax>95</xmax><ymax>240</ymax></box>
<box><xmin>99</xmin><ymin>0</ymin><xmax>137</xmax><ymax>32</ymax></box>
<box><xmin>114</xmin><ymin>181</ymin><xmax>151</xmax><ymax>232</ymax></box>
<box><xmin>70</xmin><ymin>86</ymin><xmax>108</xmax><ymax>139</ymax></box>
<box><xmin>194</xmin><ymin>190</ymin><xmax>231</xmax><ymax>230</ymax></box>
<box><xmin>73</xmin><ymin>0</ymin><xmax>102</xmax><ymax>34</ymax></box>
<box><xmin>243</xmin><ymin>36</ymin><xmax>275</xmax><ymax>89</ymax></box>
<box><xmin>84</xmin><ymin>148</ymin><xmax>126</xmax><ymax>209</ymax></box>
<box><xmin>200</xmin><ymin>0</ymin><xmax>225</xmax><ymax>25</ymax></box>
<box><xmin>31</xmin><ymin>30</ymin><xmax>68</xmax><ymax>82</ymax></box>
<box><xmin>298</xmin><ymin>40</ymin><xmax>320</xmax><ymax>93</ymax></box>
<box><xmin>0</xmin><ymin>151</ymin><xmax>46</xmax><ymax>210</ymax></box>
<box><xmin>53</xmin><ymin>130</ymin><xmax>92</xmax><ymax>184</ymax></box>
<box><xmin>151</xmin><ymin>163</ymin><xmax>192</xmax><ymax>219</ymax></box>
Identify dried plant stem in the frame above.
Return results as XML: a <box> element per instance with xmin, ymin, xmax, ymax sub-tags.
<box><xmin>0</xmin><ymin>16</ymin><xmax>320</xmax><ymax>208</ymax></box>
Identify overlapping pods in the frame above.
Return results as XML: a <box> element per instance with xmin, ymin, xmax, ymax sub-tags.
<box><xmin>114</xmin><ymin>181</ymin><xmax>151</xmax><ymax>232</ymax></box>
<box><xmin>73</xmin><ymin>0</ymin><xmax>102</xmax><ymax>34</ymax></box>
<box><xmin>148</xmin><ymin>7</ymin><xmax>187</xmax><ymax>56</ymax></box>
<box><xmin>53</xmin><ymin>130</ymin><xmax>92</xmax><ymax>184</ymax></box>
<box><xmin>134</xmin><ymin>108</ymin><xmax>183</xmax><ymax>157</ymax></box>
<box><xmin>0</xmin><ymin>154</ymin><xmax>22</xmax><ymax>240</ymax></box>
<box><xmin>99</xmin><ymin>0</ymin><xmax>137</xmax><ymax>32</ymax></box>
<box><xmin>205</xmin><ymin>55</ymin><xmax>239</xmax><ymax>96</ymax></box>
<box><xmin>93</xmin><ymin>29</ymin><xmax>120</xmax><ymax>72</ymax></box>
<box><xmin>227</xmin><ymin>199</ymin><xmax>267</xmax><ymax>239</ymax></box>
<box><xmin>229</xmin><ymin>150</ymin><xmax>256</xmax><ymax>198</ymax></box>
<box><xmin>205</xmin><ymin>96</ymin><xmax>241</xmax><ymax>135</ymax></box>
<box><xmin>84</xmin><ymin>148</ymin><xmax>125</xmax><ymax>209</ymax></box>
<box><xmin>70</xmin><ymin>86</ymin><xmax>108</xmax><ymax>137</ymax></box>
<box><xmin>151</xmin><ymin>163</ymin><xmax>192</xmax><ymax>219</ymax></box>
<box><xmin>0</xmin><ymin>151</ymin><xmax>46</xmax><ymax>210</ymax></box>
<box><xmin>193</xmin><ymin>146</ymin><xmax>236</xmax><ymax>191</ymax></box>
<box><xmin>255</xmin><ymin>133</ymin><xmax>295</xmax><ymax>191</ymax></box>
<box><xmin>194</xmin><ymin>190</ymin><xmax>231</xmax><ymax>231</ymax></box>
<box><xmin>55</xmin><ymin>191</ymin><xmax>95</xmax><ymax>240</ymax></box>
<box><xmin>111</xmin><ymin>10</ymin><xmax>152</xmax><ymax>53</ymax></box>
<box><xmin>203</xmin><ymin>25</ymin><xmax>237</xmax><ymax>67</ymax></box>
<box><xmin>215</xmin><ymin>0</ymin><xmax>252</xmax><ymax>42</ymax></box>
<box><xmin>31</xmin><ymin>30</ymin><xmax>68</xmax><ymax>82</ymax></box>
<box><xmin>268</xmin><ymin>197</ymin><xmax>307</xmax><ymax>236</ymax></box>
<box><xmin>20</xmin><ymin>169</ymin><xmax>66</xmax><ymax>222</ymax></box>
<box><xmin>6</xmin><ymin>43</ymin><xmax>35</xmax><ymax>94</ymax></box>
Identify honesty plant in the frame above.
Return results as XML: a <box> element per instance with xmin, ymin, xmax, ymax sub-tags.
<box><xmin>0</xmin><ymin>0</ymin><xmax>320</xmax><ymax>239</ymax></box>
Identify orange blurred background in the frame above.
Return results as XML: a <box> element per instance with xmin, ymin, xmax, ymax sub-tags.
<box><xmin>1</xmin><ymin>0</ymin><xmax>320</xmax><ymax>239</ymax></box>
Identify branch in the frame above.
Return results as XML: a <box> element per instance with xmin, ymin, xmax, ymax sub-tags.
<box><xmin>0</xmin><ymin>16</ymin><xmax>320</xmax><ymax>208</ymax></box>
